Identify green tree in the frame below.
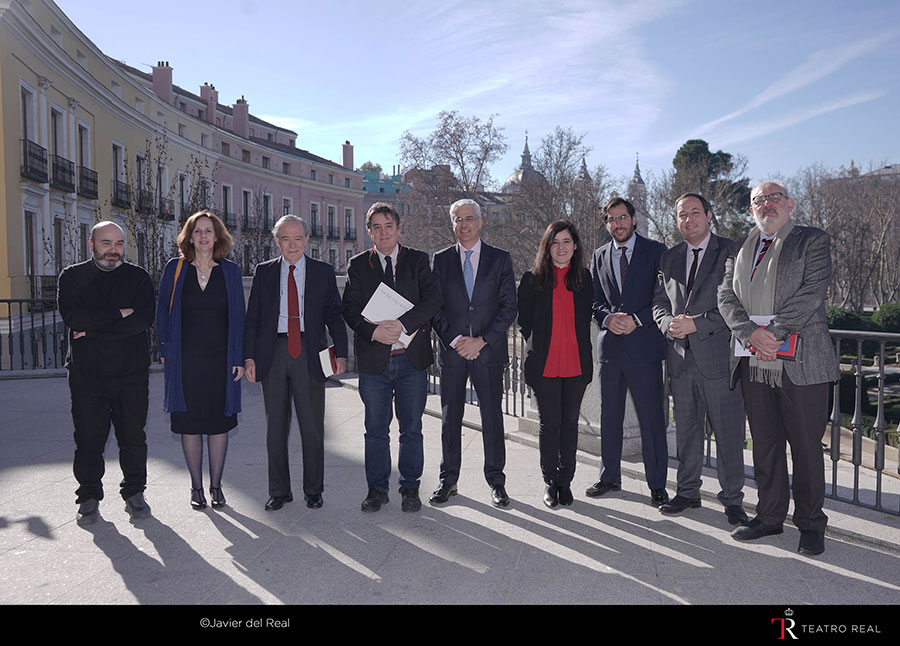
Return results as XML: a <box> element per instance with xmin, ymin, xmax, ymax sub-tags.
<box><xmin>671</xmin><ymin>139</ymin><xmax>752</xmax><ymax>240</ymax></box>
<box><xmin>357</xmin><ymin>161</ymin><xmax>382</xmax><ymax>174</ymax></box>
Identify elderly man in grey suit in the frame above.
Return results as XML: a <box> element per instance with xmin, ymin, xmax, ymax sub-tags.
<box><xmin>653</xmin><ymin>193</ymin><xmax>748</xmax><ymax>525</ymax></box>
<box><xmin>718</xmin><ymin>181</ymin><xmax>839</xmax><ymax>556</ymax></box>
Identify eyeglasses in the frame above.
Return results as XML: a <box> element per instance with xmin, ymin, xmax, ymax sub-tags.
<box><xmin>751</xmin><ymin>192</ymin><xmax>787</xmax><ymax>207</ymax></box>
<box><xmin>605</xmin><ymin>213</ymin><xmax>632</xmax><ymax>223</ymax></box>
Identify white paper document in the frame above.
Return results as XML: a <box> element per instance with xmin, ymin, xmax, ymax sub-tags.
<box><xmin>361</xmin><ymin>282</ymin><xmax>418</xmax><ymax>347</ymax></box>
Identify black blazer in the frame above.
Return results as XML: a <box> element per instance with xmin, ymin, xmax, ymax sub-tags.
<box><xmin>517</xmin><ymin>269</ymin><xmax>594</xmax><ymax>389</ymax></box>
<box><xmin>342</xmin><ymin>245</ymin><xmax>441</xmax><ymax>373</ymax></box>
<box><xmin>243</xmin><ymin>256</ymin><xmax>349</xmax><ymax>383</ymax></box>
<box><xmin>432</xmin><ymin>242</ymin><xmax>517</xmax><ymax>369</ymax></box>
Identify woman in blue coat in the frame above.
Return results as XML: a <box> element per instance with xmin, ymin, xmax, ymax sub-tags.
<box><xmin>157</xmin><ymin>210</ymin><xmax>245</xmax><ymax>509</ymax></box>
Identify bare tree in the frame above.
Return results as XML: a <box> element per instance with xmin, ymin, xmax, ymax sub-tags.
<box><xmin>398</xmin><ymin>111</ymin><xmax>508</xmax><ymax>255</ymax></box>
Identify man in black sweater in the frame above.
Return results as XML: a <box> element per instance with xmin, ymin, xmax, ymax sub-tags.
<box><xmin>57</xmin><ymin>221</ymin><xmax>156</xmax><ymax>524</ymax></box>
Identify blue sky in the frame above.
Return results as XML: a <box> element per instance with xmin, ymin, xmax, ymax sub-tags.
<box><xmin>56</xmin><ymin>0</ymin><xmax>900</xmax><ymax>188</ymax></box>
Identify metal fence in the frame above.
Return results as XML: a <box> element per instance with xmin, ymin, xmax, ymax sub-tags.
<box><xmin>2</xmin><ymin>298</ymin><xmax>897</xmax><ymax>515</ymax></box>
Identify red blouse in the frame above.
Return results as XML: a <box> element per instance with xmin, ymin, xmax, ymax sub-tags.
<box><xmin>543</xmin><ymin>265</ymin><xmax>582</xmax><ymax>378</ymax></box>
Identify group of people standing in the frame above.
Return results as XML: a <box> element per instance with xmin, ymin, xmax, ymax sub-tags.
<box><xmin>58</xmin><ymin>178</ymin><xmax>838</xmax><ymax>557</ymax></box>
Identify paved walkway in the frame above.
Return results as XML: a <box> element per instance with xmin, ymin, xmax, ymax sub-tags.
<box><xmin>1</xmin><ymin>372</ymin><xmax>899</xmax><ymax>606</ymax></box>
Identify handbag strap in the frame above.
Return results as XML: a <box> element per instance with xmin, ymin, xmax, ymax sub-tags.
<box><xmin>168</xmin><ymin>257</ymin><xmax>184</xmax><ymax>314</ymax></box>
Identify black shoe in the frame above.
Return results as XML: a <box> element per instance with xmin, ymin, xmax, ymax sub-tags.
<box><xmin>191</xmin><ymin>488</ymin><xmax>208</xmax><ymax>510</ymax></box>
<box><xmin>650</xmin><ymin>489</ymin><xmax>670</xmax><ymax>507</ymax></box>
<box><xmin>490</xmin><ymin>484</ymin><xmax>510</xmax><ymax>508</ymax></box>
<box><xmin>361</xmin><ymin>487</ymin><xmax>389</xmax><ymax>513</ymax></box>
<box><xmin>428</xmin><ymin>482</ymin><xmax>457</xmax><ymax>505</ymax></box>
<box><xmin>798</xmin><ymin>530</ymin><xmax>825</xmax><ymax>556</ymax></box>
<box><xmin>265</xmin><ymin>494</ymin><xmax>293</xmax><ymax>511</ymax></box>
<box><xmin>125</xmin><ymin>493</ymin><xmax>151</xmax><ymax>519</ymax></box>
<box><xmin>557</xmin><ymin>485</ymin><xmax>574</xmax><ymax>507</ymax></box>
<box><xmin>400</xmin><ymin>487</ymin><xmax>421</xmax><ymax>513</ymax></box>
<box><xmin>543</xmin><ymin>482</ymin><xmax>559</xmax><ymax>509</ymax></box>
<box><xmin>659</xmin><ymin>495</ymin><xmax>700</xmax><ymax>514</ymax></box>
<box><xmin>77</xmin><ymin>499</ymin><xmax>99</xmax><ymax>526</ymax></box>
<box><xmin>731</xmin><ymin>518</ymin><xmax>784</xmax><ymax>541</ymax></box>
<box><xmin>209</xmin><ymin>486</ymin><xmax>226</xmax><ymax>509</ymax></box>
<box><xmin>305</xmin><ymin>494</ymin><xmax>323</xmax><ymax>509</ymax></box>
<box><xmin>725</xmin><ymin>504</ymin><xmax>750</xmax><ymax>526</ymax></box>
<box><xmin>585</xmin><ymin>481</ymin><xmax>621</xmax><ymax>498</ymax></box>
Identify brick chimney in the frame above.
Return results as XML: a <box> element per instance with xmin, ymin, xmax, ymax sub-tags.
<box><xmin>152</xmin><ymin>61</ymin><xmax>173</xmax><ymax>105</ymax></box>
<box><xmin>200</xmin><ymin>83</ymin><xmax>218</xmax><ymax>124</ymax></box>
<box><xmin>342</xmin><ymin>140</ymin><xmax>353</xmax><ymax>170</ymax></box>
<box><xmin>232</xmin><ymin>96</ymin><xmax>249</xmax><ymax>138</ymax></box>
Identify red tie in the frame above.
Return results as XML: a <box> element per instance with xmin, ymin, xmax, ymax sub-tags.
<box><xmin>751</xmin><ymin>238</ymin><xmax>773</xmax><ymax>280</ymax></box>
<box><xmin>288</xmin><ymin>264</ymin><xmax>301</xmax><ymax>359</ymax></box>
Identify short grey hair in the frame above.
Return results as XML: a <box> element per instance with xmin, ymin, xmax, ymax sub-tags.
<box><xmin>272</xmin><ymin>214</ymin><xmax>309</xmax><ymax>237</ymax></box>
<box><xmin>449</xmin><ymin>199</ymin><xmax>481</xmax><ymax>220</ymax></box>
<box><xmin>753</xmin><ymin>180</ymin><xmax>789</xmax><ymax>199</ymax></box>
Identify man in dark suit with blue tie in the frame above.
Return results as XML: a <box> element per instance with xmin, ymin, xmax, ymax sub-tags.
<box><xmin>244</xmin><ymin>215</ymin><xmax>348</xmax><ymax>511</ymax></box>
<box><xmin>343</xmin><ymin>203</ymin><xmax>441</xmax><ymax>513</ymax></box>
<box><xmin>429</xmin><ymin>199</ymin><xmax>517</xmax><ymax>508</ymax></box>
<box><xmin>587</xmin><ymin>197</ymin><xmax>670</xmax><ymax>506</ymax></box>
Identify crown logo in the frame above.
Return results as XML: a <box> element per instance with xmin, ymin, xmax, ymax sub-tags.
<box><xmin>784</xmin><ymin>608</ymin><xmax>794</xmax><ymax>617</ymax></box>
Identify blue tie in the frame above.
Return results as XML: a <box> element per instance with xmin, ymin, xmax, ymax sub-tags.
<box><xmin>463</xmin><ymin>250</ymin><xmax>474</xmax><ymax>300</ymax></box>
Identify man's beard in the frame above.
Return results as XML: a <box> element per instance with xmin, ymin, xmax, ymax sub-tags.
<box><xmin>93</xmin><ymin>252</ymin><xmax>123</xmax><ymax>271</ymax></box>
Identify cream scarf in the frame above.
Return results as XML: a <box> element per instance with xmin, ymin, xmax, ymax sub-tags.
<box><xmin>732</xmin><ymin>221</ymin><xmax>794</xmax><ymax>386</ymax></box>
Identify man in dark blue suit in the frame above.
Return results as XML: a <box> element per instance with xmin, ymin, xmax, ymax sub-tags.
<box><xmin>244</xmin><ymin>215</ymin><xmax>348</xmax><ymax>511</ymax></box>
<box><xmin>429</xmin><ymin>199</ymin><xmax>517</xmax><ymax>508</ymax></box>
<box><xmin>587</xmin><ymin>197</ymin><xmax>670</xmax><ymax>506</ymax></box>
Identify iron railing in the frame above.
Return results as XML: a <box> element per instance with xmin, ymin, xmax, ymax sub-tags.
<box><xmin>111</xmin><ymin>179</ymin><xmax>131</xmax><ymax>209</ymax></box>
<box><xmin>0</xmin><ymin>299</ymin><xmax>66</xmax><ymax>370</ymax></box>
<box><xmin>309</xmin><ymin>223</ymin><xmax>323</xmax><ymax>238</ymax></box>
<box><xmin>50</xmin><ymin>155</ymin><xmax>75</xmax><ymax>192</ymax></box>
<box><xmin>21</xmin><ymin>139</ymin><xmax>48</xmax><ymax>183</ymax></box>
<box><xmin>78</xmin><ymin>166</ymin><xmax>98</xmax><ymax>199</ymax></box>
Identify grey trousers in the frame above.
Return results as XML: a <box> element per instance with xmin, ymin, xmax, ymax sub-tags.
<box><xmin>262</xmin><ymin>337</ymin><xmax>326</xmax><ymax>498</ymax></box>
<box><xmin>669</xmin><ymin>353</ymin><xmax>747</xmax><ymax>506</ymax></box>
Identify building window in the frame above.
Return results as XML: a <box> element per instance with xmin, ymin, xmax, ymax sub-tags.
<box><xmin>221</xmin><ymin>142</ymin><xmax>230</xmax><ymax>156</ymax></box>
<box><xmin>222</xmin><ymin>185</ymin><xmax>232</xmax><ymax>220</ymax></box>
<box><xmin>112</xmin><ymin>143</ymin><xmax>124</xmax><ymax>180</ymax></box>
<box><xmin>282</xmin><ymin>162</ymin><xmax>291</xmax><ymax>175</ymax></box>
<box><xmin>178</xmin><ymin>101</ymin><xmax>186</xmax><ymax>112</ymax></box>
<box><xmin>111</xmin><ymin>79</ymin><xmax>121</xmax><ymax>98</ymax></box>
<box><xmin>24</xmin><ymin>211</ymin><xmax>36</xmax><ymax>276</ymax></box>
<box><xmin>76</xmin><ymin>50</ymin><xmax>87</xmax><ymax>69</ymax></box>
<box><xmin>310</xmin><ymin>246</ymin><xmax>319</xmax><ymax>260</ymax></box>
<box><xmin>267</xmin><ymin>133</ymin><xmax>273</xmax><ymax>141</ymax></box>
<box><xmin>80</xmin><ymin>222</ymin><xmax>89</xmax><ymax>261</ymax></box>
<box><xmin>345</xmin><ymin>177</ymin><xmax>351</xmax><ymax>188</ymax></box>
<box><xmin>283</xmin><ymin>198</ymin><xmax>292</xmax><ymax>215</ymax></box>
<box><xmin>310</xmin><ymin>169</ymin><xmax>316</xmax><ymax>181</ymax></box>
<box><xmin>49</xmin><ymin>108</ymin><xmax>63</xmax><ymax>159</ymax></box>
<box><xmin>328</xmin><ymin>174</ymin><xmax>334</xmax><ymax>185</ymax></box>
<box><xmin>329</xmin><ymin>248</ymin><xmax>337</xmax><ymax>267</ymax></box>
<box><xmin>344</xmin><ymin>207</ymin><xmax>353</xmax><ymax>233</ymax></box>
<box><xmin>178</xmin><ymin>123</ymin><xmax>186</xmax><ymax>138</ymax></box>
<box><xmin>20</xmin><ymin>85</ymin><xmax>35</xmax><ymax>141</ymax></box>
<box><xmin>263</xmin><ymin>194</ymin><xmax>271</xmax><ymax>228</ymax></box>
<box><xmin>262</xmin><ymin>156</ymin><xmax>270</xmax><ymax>169</ymax></box>
<box><xmin>179</xmin><ymin>174</ymin><xmax>187</xmax><ymax>216</ymax></box>
<box><xmin>198</xmin><ymin>108</ymin><xmax>205</xmax><ymax>120</ymax></box>
<box><xmin>135</xmin><ymin>96</ymin><xmax>144</xmax><ymax>114</ymax></box>
<box><xmin>201</xmin><ymin>133</ymin><xmax>210</xmax><ymax>148</ymax></box>
<box><xmin>242</xmin><ymin>149</ymin><xmax>251</xmax><ymax>163</ymax></box>
<box><xmin>54</xmin><ymin>218</ymin><xmax>65</xmax><ymax>276</ymax></box>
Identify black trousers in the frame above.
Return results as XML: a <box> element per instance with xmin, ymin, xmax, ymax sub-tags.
<box><xmin>69</xmin><ymin>368</ymin><xmax>149</xmax><ymax>503</ymax></box>
<box><xmin>533</xmin><ymin>376</ymin><xmax>588</xmax><ymax>486</ymax></box>
<box><xmin>740</xmin><ymin>359</ymin><xmax>829</xmax><ymax>532</ymax></box>
<box><xmin>439</xmin><ymin>361</ymin><xmax>507</xmax><ymax>487</ymax></box>
<box><xmin>262</xmin><ymin>337</ymin><xmax>326</xmax><ymax>497</ymax></box>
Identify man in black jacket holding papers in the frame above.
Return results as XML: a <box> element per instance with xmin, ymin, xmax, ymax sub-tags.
<box><xmin>343</xmin><ymin>203</ymin><xmax>441</xmax><ymax>513</ymax></box>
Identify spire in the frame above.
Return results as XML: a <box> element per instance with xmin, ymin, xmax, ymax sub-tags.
<box><xmin>575</xmin><ymin>155</ymin><xmax>591</xmax><ymax>183</ymax></box>
<box><xmin>520</xmin><ymin>132</ymin><xmax>533</xmax><ymax>169</ymax></box>
<box><xmin>631</xmin><ymin>152</ymin><xmax>644</xmax><ymax>186</ymax></box>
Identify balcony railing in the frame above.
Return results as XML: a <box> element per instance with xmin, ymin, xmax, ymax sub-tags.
<box><xmin>21</xmin><ymin>139</ymin><xmax>48</xmax><ymax>183</ymax></box>
<box><xmin>327</xmin><ymin>226</ymin><xmax>340</xmax><ymax>240</ymax></box>
<box><xmin>344</xmin><ymin>229</ymin><xmax>357</xmax><ymax>241</ymax></box>
<box><xmin>136</xmin><ymin>188</ymin><xmax>155</xmax><ymax>215</ymax></box>
<box><xmin>309</xmin><ymin>222</ymin><xmax>323</xmax><ymax>238</ymax></box>
<box><xmin>219</xmin><ymin>211</ymin><xmax>236</xmax><ymax>229</ymax></box>
<box><xmin>158</xmin><ymin>197</ymin><xmax>175</xmax><ymax>220</ymax></box>
<box><xmin>111</xmin><ymin>179</ymin><xmax>131</xmax><ymax>209</ymax></box>
<box><xmin>78</xmin><ymin>166</ymin><xmax>98</xmax><ymax>199</ymax></box>
<box><xmin>50</xmin><ymin>155</ymin><xmax>75</xmax><ymax>192</ymax></box>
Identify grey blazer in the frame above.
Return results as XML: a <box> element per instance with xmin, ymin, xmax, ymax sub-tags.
<box><xmin>717</xmin><ymin>224</ymin><xmax>840</xmax><ymax>387</ymax></box>
<box><xmin>653</xmin><ymin>233</ymin><xmax>733</xmax><ymax>380</ymax></box>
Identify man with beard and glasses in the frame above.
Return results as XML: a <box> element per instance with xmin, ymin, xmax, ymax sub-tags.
<box><xmin>57</xmin><ymin>221</ymin><xmax>156</xmax><ymax>525</ymax></box>
<box><xmin>718</xmin><ymin>181</ymin><xmax>839</xmax><ymax>556</ymax></box>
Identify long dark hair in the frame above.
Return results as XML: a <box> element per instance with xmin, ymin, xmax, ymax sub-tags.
<box><xmin>531</xmin><ymin>220</ymin><xmax>588</xmax><ymax>291</ymax></box>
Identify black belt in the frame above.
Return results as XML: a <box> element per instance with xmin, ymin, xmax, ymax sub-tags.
<box><xmin>277</xmin><ymin>332</ymin><xmax>305</xmax><ymax>338</ymax></box>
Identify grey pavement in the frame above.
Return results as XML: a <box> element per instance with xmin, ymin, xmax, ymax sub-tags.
<box><xmin>1</xmin><ymin>371</ymin><xmax>899</xmax><ymax>606</ymax></box>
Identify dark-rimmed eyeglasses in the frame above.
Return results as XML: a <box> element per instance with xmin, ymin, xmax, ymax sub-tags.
<box><xmin>751</xmin><ymin>192</ymin><xmax>786</xmax><ymax>207</ymax></box>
